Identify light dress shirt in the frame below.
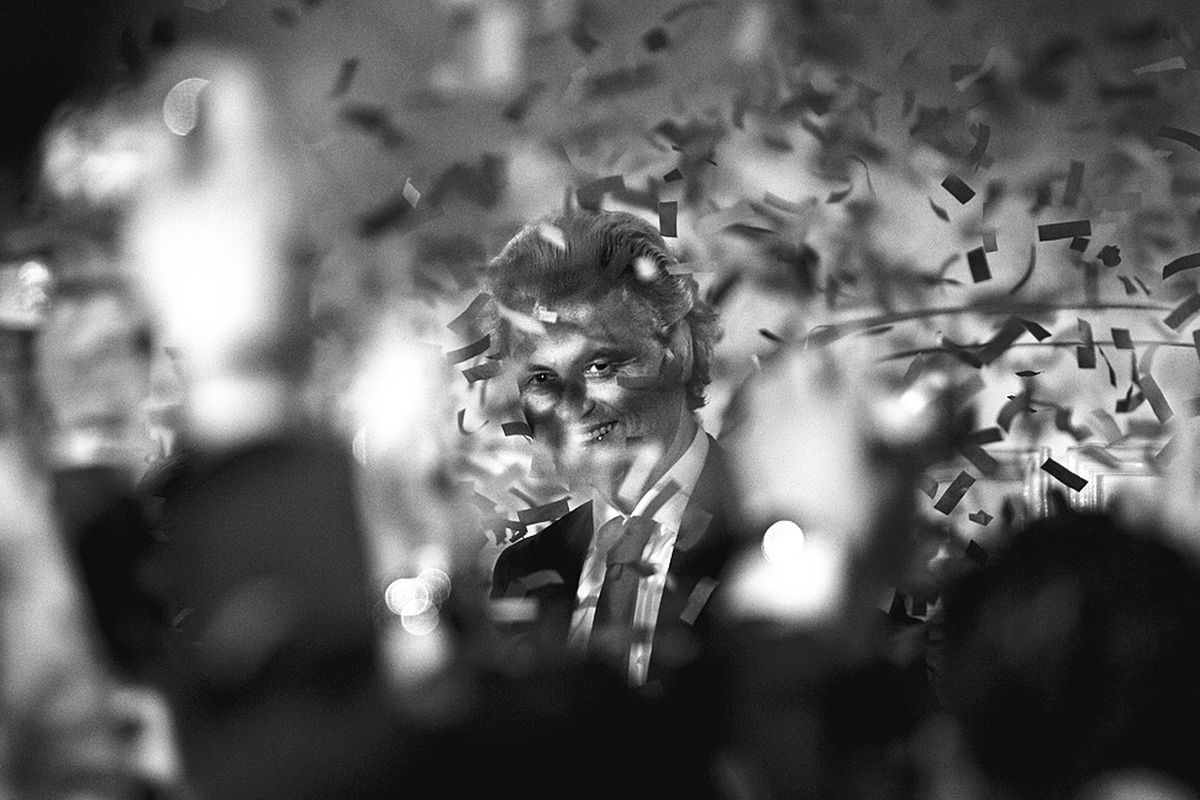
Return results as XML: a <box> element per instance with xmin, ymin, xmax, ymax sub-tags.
<box><xmin>566</xmin><ymin>424</ymin><xmax>709</xmax><ymax>685</ymax></box>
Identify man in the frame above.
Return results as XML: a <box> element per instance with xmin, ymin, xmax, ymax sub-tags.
<box><xmin>487</xmin><ymin>208</ymin><xmax>733</xmax><ymax>689</ymax></box>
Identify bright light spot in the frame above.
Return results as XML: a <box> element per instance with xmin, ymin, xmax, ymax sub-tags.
<box><xmin>384</xmin><ymin>578</ymin><xmax>431</xmax><ymax>617</ymax></box>
<box><xmin>761</xmin><ymin>520</ymin><xmax>805</xmax><ymax>563</ymax></box>
<box><xmin>163</xmin><ymin>78</ymin><xmax>211</xmax><ymax>136</ymax></box>
<box><xmin>400</xmin><ymin>607</ymin><xmax>440</xmax><ymax>636</ymax></box>
<box><xmin>418</xmin><ymin>568</ymin><xmax>452</xmax><ymax>605</ymax></box>
<box><xmin>352</xmin><ymin>427</ymin><xmax>368</xmax><ymax>466</ymax></box>
<box><xmin>18</xmin><ymin>261</ymin><xmax>51</xmax><ymax>287</ymax></box>
<box><xmin>634</xmin><ymin>255</ymin><xmax>658</xmax><ymax>282</ymax></box>
<box><xmin>727</xmin><ymin>538</ymin><xmax>847</xmax><ymax>624</ymax></box>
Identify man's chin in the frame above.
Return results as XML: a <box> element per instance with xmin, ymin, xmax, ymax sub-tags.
<box><xmin>556</xmin><ymin>441</ymin><xmax>631</xmax><ymax>489</ymax></box>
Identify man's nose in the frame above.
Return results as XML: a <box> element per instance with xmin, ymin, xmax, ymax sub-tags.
<box><xmin>556</xmin><ymin>378</ymin><xmax>596</xmax><ymax>420</ymax></box>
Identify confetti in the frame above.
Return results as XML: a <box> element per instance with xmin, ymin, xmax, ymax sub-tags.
<box><xmin>929</xmin><ymin>198</ymin><xmax>950</xmax><ymax>221</ymax></box>
<box><xmin>462</xmin><ymin>361</ymin><xmax>503</xmax><ymax>384</ymax></box>
<box><xmin>502</xmin><ymin>81</ymin><xmax>547</xmax><ymax>123</ymax></box>
<box><xmin>1049</xmin><ymin>407</ymin><xmax>1087</xmax><ymax>441</ymax></box>
<box><xmin>1009</xmin><ymin>245</ymin><xmax>1037</xmax><ymax>294</ymax></box>
<box><xmin>659</xmin><ymin>201</ymin><xmax>678</xmax><ymax>237</ymax></box>
<box><xmin>457</xmin><ymin>408</ymin><xmax>486</xmax><ymax>435</ymax></box>
<box><xmin>1111</xmin><ymin>328</ymin><xmax>1134</xmax><ymax>349</ymax></box>
<box><xmin>663</xmin><ymin>0</ymin><xmax>718</xmax><ymax>22</ymax></box>
<box><xmin>1041</xmin><ymin>458</ymin><xmax>1088</xmax><ymax>491</ymax></box>
<box><xmin>982</xmin><ymin>230</ymin><xmax>998</xmax><ymax>252</ymax></box>
<box><xmin>642</xmin><ymin>26</ymin><xmax>670</xmax><ymax>51</ymax></box>
<box><xmin>402</xmin><ymin>178</ymin><xmax>421</xmax><ymax>209</ymax></box>
<box><xmin>758</xmin><ymin>328</ymin><xmax>784</xmax><ymax>343</ymax></box>
<box><xmin>1061</xmin><ymin>160</ymin><xmax>1084</xmax><ymax>207</ymax></box>
<box><xmin>1097</xmin><ymin>245</ymin><xmax>1121</xmax><ymax>266</ymax></box>
<box><xmin>447</xmin><ymin>292</ymin><xmax>492</xmax><ymax>336</ymax></box>
<box><xmin>1133</xmin><ymin>276</ymin><xmax>1152</xmax><ymax>295</ymax></box>
<box><xmin>956</xmin><ymin>441</ymin><xmax>999</xmax><ymax>477</ymax></box>
<box><xmin>425</xmin><ymin>153</ymin><xmax>507</xmax><ymax>208</ymax></box>
<box><xmin>1134</xmin><ymin>56</ymin><xmax>1187</xmax><ymax>74</ymax></box>
<box><xmin>663</xmin><ymin>167</ymin><xmax>683</xmax><ymax>182</ymax></box>
<box><xmin>517</xmin><ymin>569</ymin><xmax>566</xmax><ymax>591</ymax></box>
<box><xmin>358</xmin><ymin>193</ymin><xmax>415</xmax><ymax>237</ymax></box>
<box><xmin>966</xmin><ymin>247</ymin><xmax>991</xmax><ymax>282</ymax></box>
<box><xmin>1069</xmin><ymin>237</ymin><xmax>1090</xmax><ymax>252</ymax></box>
<box><xmin>966</xmin><ymin>123</ymin><xmax>991</xmax><ymax>166</ymax></box>
<box><xmin>1156</xmin><ymin>126</ymin><xmax>1200</xmax><ymax>153</ymax></box>
<box><xmin>1098</xmin><ymin>347</ymin><xmax>1117</xmax><ymax>387</ymax></box>
<box><xmin>964</xmin><ymin>541</ymin><xmax>990</xmax><ymax>568</ymax></box>
<box><xmin>1038</xmin><ymin>220</ymin><xmax>1092</xmax><ymax>241</ymax></box>
<box><xmin>1115</xmin><ymin>385</ymin><xmax>1145</xmax><ymax>414</ymax></box>
<box><xmin>977</xmin><ymin>317</ymin><xmax>1028</xmax><ymax>364</ymax></box>
<box><xmin>1089</xmin><ymin>409</ymin><xmax>1122</xmax><ymax>443</ymax></box>
<box><xmin>501</xmin><ymin>421</ymin><xmax>532</xmax><ymax>437</ymax></box>
<box><xmin>679</xmin><ymin>577</ymin><xmax>718</xmax><ymax>626</ymax></box>
<box><xmin>997</xmin><ymin>392</ymin><xmax>1032</xmax><ymax>432</ymax></box>
<box><xmin>577</xmin><ymin>175</ymin><xmax>625</xmax><ymax>211</ymax></box>
<box><xmin>826</xmin><ymin>185</ymin><xmax>853</xmax><ymax>203</ymax></box>
<box><xmin>446</xmin><ymin>334</ymin><xmax>491</xmax><ymax>364</ymax></box>
<box><xmin>1164</xmin><ymin>292</ymin><xmax>1200</xmax><ymax>330</ymax></box>
<box><xmin>941</xmin><ymin>174</ymin><xmax>976</xmax><ymax>204</ymax></box>
<box><xmin>1076</xmin><ymin>318</ymin><xmax>1096</xmax><ymax>369</ymax></box>
<box><xmin>1194</xmin><ymin>330</ymin><xmax>1200</xmax><ymax>364</ymax></box>
<box><xmin>1018</xmin><ymin>318</ymin><xmax>1052</xmax><ymax>341</ymax></box>
<box><xmin>970</xmin><ymin>428</ymin><xmax>1004</xmax><ymax>445</ymax></box>
<box><xmin>933</xmin><ymin>471</ymin><xmax>975</xmax><ymax>515</ymax></box>
<box><xmin>1117</xmin><ymin>275</ymin><xmax>1138</xmax><ymax>296</ymax></box>
<box><xmin>585</xmin><ymin>63</ymin><xmax>662</xmax><ymax>97</ymax></box>
<box><xmin>967</xmin><ymin>511</ymin><xmax>993</xmax><ymax>527</ymax></box>
<box><xmin>1139</xmin><ymin>371</ymin><xmax>1174</xmax><ymax>423</ymax></box>
<box><xmin>330</xmin><ymin>57</ymin><xmax>359</xmax><ymax>97</ymax></box>
<box><xmin>940</xmin><ymin>335</ymin><xmax>983</xmax><ymax>368</ymax></box>
<box><xmin>917</xmin><ymin>474</ymin><xmax>938</xmax><ymax>499</ymax></box>
<box><xmin>1163</xmin><ymin>252</ymin><xmax>1200</xmax><ymax>280</ymax></box>
<box><xmin>341</xmin><ymin>103</ymin><xmax>406</xmax><ymax>148</ymax></box>
<box><xmin>517</xmin><ymin>498</ymin><xmax>571</xmax><ymax>526</ymax></box>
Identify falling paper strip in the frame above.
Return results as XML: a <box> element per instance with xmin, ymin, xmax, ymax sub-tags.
<box><xmin>1038</xmin><ymin>220</ymin><xmax>1092</xmax><ymax>241</ymax></box>
<box><xmin>933</xmin><ymin>471</ymin><xmax>975</xmax><ymax>514</ymax></box>
<box><xmin>1164</xmin><ymin>292</ymin><xmax>1200</xmax><ymax>330</ymax></box>
<box><xmin>1041</xmin><ymin>458</ymin><xmax>1088</xmax><ymax>491</ymax></box>
<box><xmin>679</xmin><ymin>578</ymin><xmax>719</xmax><ymax>625</ymax></box>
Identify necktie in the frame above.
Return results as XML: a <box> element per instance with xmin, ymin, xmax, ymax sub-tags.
<box><xmin>589</xmin><ymin>515</ymin><xmax>658</xmax><ymax>674</ymax></box>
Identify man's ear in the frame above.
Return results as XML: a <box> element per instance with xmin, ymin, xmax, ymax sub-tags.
<box><xmin>667</xmin><ymin>319</ymin><xmax>694</xmax><ymax>385</ymax></box>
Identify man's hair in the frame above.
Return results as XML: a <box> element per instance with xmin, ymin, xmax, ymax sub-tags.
<box><xmin>484</xmin><ymin>209</ymin><xmax>721</xmax><ymax>410</ymax></box>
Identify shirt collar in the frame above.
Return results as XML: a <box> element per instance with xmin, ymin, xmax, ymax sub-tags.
<box><xmin>593</xmin><ymin>424</ymin><xmax>709</xmax><ymax>536</ymax></box>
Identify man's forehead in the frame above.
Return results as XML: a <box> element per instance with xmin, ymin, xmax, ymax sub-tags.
<box><xmin>510</xmin><ymin>291</ymin><xmax>658</xmax><ymax>352</ymax></box>
<box><xmin>527</xmin><ymin>290</ymin><xmax>654</xmax><ymax>328</ymax></box>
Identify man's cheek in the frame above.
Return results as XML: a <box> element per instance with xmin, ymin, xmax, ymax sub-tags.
<box><xmin>520</xmin><ymin>394</ymin><xmax>559</xmax><ymax>439</ymax></box>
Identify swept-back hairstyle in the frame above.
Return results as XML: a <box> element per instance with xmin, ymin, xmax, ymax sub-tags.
<box><xmin>484</xmin><ymin>209</ymin><xmax>721</xmax><ymax>410</ymax></box>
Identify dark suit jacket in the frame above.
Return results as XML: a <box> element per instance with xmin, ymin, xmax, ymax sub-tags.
<box><xmin>490</xmin><ymin>435</ymin><xmax>739</xmax><ymax>685</ymax></box>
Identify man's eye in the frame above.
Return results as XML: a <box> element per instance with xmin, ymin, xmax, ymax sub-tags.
<box><xmin>526</xmin><ymin>372</ymin><xmax>555</xmax><ymax>386</ymax></box>
<box><xmin>583</xmin><ymin>362</ymin><xmax>612</xmax><ymax>376</ymax></box>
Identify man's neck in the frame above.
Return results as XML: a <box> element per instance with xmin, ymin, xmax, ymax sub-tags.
<box><xmin>603</xmin><ymin>406</ymin><xmax>698</xmax><ymax>515</ymax></box>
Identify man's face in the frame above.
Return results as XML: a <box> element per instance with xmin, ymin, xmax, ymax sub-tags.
<box><xmin>512</xmin><ymin>290</ymin><xmax>689</xmax><ymax>495</ymax></box>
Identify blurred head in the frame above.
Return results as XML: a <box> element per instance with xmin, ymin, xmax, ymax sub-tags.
<box><xmin>942</xmin><ymin>513</ymin><xmax>1200</xmax><ymax>799</ymax></box>
<box><xmin>484</xmin><ymin>209</ymin><xmax>720</xmax><ymax>497</ymax></box>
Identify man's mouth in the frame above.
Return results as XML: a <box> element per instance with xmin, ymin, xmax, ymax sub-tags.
<box><xmin>580</xmin><ymin>420</ymin><xmax>619</xmax><ymax>445</ymax></box>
